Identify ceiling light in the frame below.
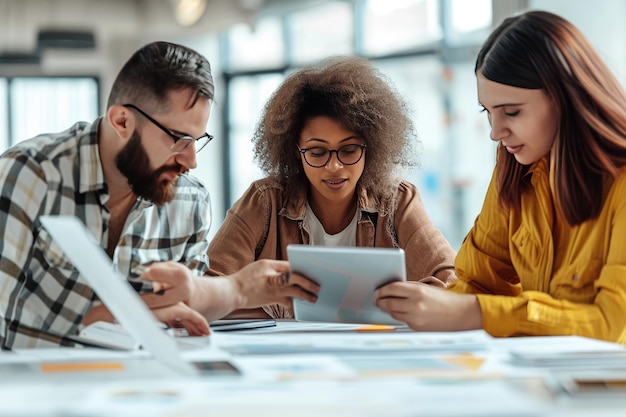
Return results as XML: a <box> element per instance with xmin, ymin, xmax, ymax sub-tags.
<box><xmin>174</xmin><ymin>0</ymin><xmax>208</xmax><ymax>27</ymax></box>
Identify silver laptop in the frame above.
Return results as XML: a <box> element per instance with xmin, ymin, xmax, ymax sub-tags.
<box><xmin>287</xmin><ymin>244</ymin><xmax>407</xmax><ymax>325</ymax></box>
<box><xmin>40</xmin><ymin>215</ymin><xmax>239</xmax><ymax>377</ymax></box>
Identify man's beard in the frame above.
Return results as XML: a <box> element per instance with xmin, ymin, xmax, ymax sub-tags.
<box><xmin>115</xmin><ymin>130</ymin><xmax>185</xmax><ymax>205</ymax></box>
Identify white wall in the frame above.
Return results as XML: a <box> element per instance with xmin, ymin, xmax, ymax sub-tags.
<box><xmin>528</xmin><ymin>0</ymin><xmax>626</xmax><ymax>85</ymax></box>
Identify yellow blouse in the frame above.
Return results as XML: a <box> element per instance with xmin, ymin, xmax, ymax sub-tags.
<box><xmin>451</xmin><ymin>156</ymin><xmax>626</xmax><ymax>344</ymax></box>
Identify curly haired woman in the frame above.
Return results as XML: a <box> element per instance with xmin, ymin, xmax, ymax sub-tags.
<box><xmin>208</xmin><ymin>56</ymin><xmax>457</xmax><ymax>319</ymax></box>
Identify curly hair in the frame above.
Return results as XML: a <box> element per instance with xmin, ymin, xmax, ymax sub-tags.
<box><xmin>252</xmin><ymin>55</ymin><xmax>419</xmax><ymax>197</ymax></box>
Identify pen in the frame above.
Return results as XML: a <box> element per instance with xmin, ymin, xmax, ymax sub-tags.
<box><xmin>131</xmin><ymin>278</ymin><xmax>165</xmax><ymax>295</ymax></box>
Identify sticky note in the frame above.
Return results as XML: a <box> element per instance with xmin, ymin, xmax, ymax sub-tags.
<box><xmin>355</xmin><ymin>324</ymin><xmax>396</xmax><ymax>332</ymax></box>
<box><xmin>40</xmin><ymin>362</ymin><xmax>125</xmax><ymax>373</ymax></box>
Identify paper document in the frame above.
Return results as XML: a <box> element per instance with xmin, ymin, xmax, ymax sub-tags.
<box><xmin>216</xmin><ymin>330</ymin><xmax>492</xmax><ymax>355</ymax></box>
<box><xmin>68</xmin><ymin>320</ymin><xmax>277</xmax><ymax>350</ymax></box>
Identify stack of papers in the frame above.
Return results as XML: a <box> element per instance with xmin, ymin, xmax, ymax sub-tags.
<box><xmin>510</xmin><ymin>349</ymin><xmax>626</xmax><ymax>369</ymax></box>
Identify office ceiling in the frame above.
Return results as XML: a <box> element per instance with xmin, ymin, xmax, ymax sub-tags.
<box><xmin>0</xmin><ymin>0</ymin><xmax>267</xmax><ymax>54</ymax></box>
<box><xmin>0</xmin><ymin>0</ymin><xmax>333</xmax><ymax>74</ymax></box>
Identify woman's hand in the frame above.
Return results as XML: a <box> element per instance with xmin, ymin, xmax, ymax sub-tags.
<box><xmin>228</xmin><ymin>259</ymin><xmax>320</xmax><ymax>310</ymax></box>
<box><xmin>374</xmin><ymin>281</ymin><xmax>482</xmax><ymax>331</ymax></box>
<box><xmin>136</xmin><ymin>259</ymin><xmax>320</xmax><ymax>321</ymax></box>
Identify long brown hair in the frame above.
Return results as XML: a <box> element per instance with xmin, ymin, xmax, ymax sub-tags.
<box><xmin>476</xmin><ymin>11</ymin><xmax>626</xmax><ymax>224</ymax></box>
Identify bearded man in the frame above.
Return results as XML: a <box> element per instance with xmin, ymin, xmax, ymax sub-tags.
<box><xmin>0</xmin><ymin>42</ymin><xmax>318</xmax><ymax>349</ymax></box>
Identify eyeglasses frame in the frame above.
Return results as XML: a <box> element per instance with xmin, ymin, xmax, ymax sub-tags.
<box><xmin>122</xmin><ymin>103</ymin><xmax>213</xmax><ymax>153</ymax></box>
<box><xmin>297</xmin><ymin>144</ymin><xmax>367</xmax><ymax>168</ymax></box>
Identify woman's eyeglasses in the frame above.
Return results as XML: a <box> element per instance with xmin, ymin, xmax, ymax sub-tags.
<box><xmin>297</xmin><ymin>144</ymin><xmax>366</xmax><ymax>168</ymax></box>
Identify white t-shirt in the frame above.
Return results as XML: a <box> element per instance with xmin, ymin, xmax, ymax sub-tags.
<box><xmin>305</xmin><ymin>202</ymin><xmax>358</xmax><ymax>246</ymax></box>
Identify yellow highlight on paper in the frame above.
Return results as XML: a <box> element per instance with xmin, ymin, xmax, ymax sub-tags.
<box><xmin>40</xmin><ymin>362</ymin><xmax>125</xmax><ymax>373</ymax></box>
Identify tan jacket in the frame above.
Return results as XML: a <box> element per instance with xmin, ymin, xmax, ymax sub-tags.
<box><xmin>208</xmin><ymin>177</ymin><xmax>457</xmax><ymax>318</ymax></box>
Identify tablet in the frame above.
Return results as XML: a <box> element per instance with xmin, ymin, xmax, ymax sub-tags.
<box><xmin>210</xmin><ymin>319</ymin><xmax>277</xmax><ymax>332</ymax></box>
<box><xmin>287</xmin><ymin>245</ymin><xmax>406</xmax><ymax>325</ymax></box>
<box><xmin>175</xmin><ymin>319</ymin><xmax>277</xmax><ymax>335</ymax></box>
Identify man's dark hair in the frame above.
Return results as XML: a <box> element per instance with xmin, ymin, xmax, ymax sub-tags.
<box><xmin>107</xmin><ymin>41</ymin><xmax>214</xmax><ymax>112</ymax></box>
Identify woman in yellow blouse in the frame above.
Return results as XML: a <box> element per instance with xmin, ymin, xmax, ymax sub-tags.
<box><xmin>375</xmin><ymin>10</ymin><xmax>626</xmax><ymax>344</ymax></box>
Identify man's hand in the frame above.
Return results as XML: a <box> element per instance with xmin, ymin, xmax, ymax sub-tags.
<box><xmin>84</xmin><ymin>262</ymin><xmax>209</xmax><ymax>335</ymax></box>
<box><xmin>374</xmin><ymin>281</ymin><xmax>482</xmax><ymax>331</ymax></box>
<box><xmin>83</xmin><ymin>295</ymin><xmax>209</xmax><ymax>337</ymax></box>
<box><xmin>151</xmin><ymin>302</ymin><xmax>210</xmax><ymax>336</ymax></box>
<box><xmin>134</xmin><ymin>259</ymin><xmax>319</xmax><ymax>324</ymax></box>
<box><xmin>228</xmin><ymin>259</ymin><xmax>320</xmax><ymax>310</ymax></box>
<box><xmin>139</xmin><ymin>261</ymin><xmax>197</xmax><ymax>309</ymax></box>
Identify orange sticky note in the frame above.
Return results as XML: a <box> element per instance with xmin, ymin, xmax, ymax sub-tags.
<box><xmin>355</xmin><ymin>324</ymin><xmax>396</xmax><ymax>332</ymax></box>
<box><xmin>40</xmin><ymin>362</ymin><xmax>125</xmax><ymax>373</ymax></box>
<box><xmin>441</xmin><ymin>353</ymin><xmax>486</xmax><ymax>371</ymax></box>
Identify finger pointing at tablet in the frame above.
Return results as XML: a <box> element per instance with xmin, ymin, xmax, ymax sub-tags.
<box><xmin>228</xmin><ymin>259</ymin><xmax>320</xmax><ymax>310</ymax></box>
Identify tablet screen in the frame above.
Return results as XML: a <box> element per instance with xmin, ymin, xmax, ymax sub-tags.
<box><xmin>287</xmin><ymin>245</ymin><xmax>406</xmax><ymax>325</ymax></box>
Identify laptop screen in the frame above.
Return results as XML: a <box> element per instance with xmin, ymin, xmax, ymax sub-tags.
<box><xmin>40</xmin><ymin>215</ymin><xmax>237</xmax><ymax>377</ymax></box>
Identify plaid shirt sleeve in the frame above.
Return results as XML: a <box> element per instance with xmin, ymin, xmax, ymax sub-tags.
<box><xmin>0</xmin><ymin>150</ymin><xmax>77</xmax><ymax>348</ymax></box>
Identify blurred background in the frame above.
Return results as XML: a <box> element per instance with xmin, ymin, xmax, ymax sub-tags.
<box><xmin>0</xmin><ymin>0</ymin><xmax>624</xmax><ymax>250</ymax></box>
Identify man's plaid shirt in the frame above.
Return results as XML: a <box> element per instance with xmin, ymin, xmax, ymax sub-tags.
<box><xmin>0</xmin><ymin>119</ymin><xmax>211</xmax><ymax>349</ymax></box>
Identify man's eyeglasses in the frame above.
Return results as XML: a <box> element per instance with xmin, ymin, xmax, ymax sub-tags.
<box><xmin>123</xmin><ymin>104</ymin><xmax>213</xmax><ymax>153</ymax></box>
<box><xmin>297</xmin><ymin>144</ymin><xmax>366</xmax><ymax>168</ymax></box>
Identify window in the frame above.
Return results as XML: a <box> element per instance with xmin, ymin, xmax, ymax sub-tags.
<box><xmin>9</xmin><ymin>77</ymin><xmax>99</xmax><ymax>146</ymax></box>
<box><xmin>446</xmin><ymin>0</ymin><xmax>492</xmax><ymax>45</ymax></box>
<box><xmin>225</xmin><ymin>18</ymin><xmax>285</xmax><ymax>71</ymax></box>
<box><xmin>227</xmin><ymin>73</ymin><xmax>284</xmax><ymax>203</ymax></box>
<box><xmin>288</xmin><ymin>1</ymin><xmax>354</xmax><ymax>64</ymax></box>
<box><xmin>0</xmin><ymin>79</ymin><xmax>7</xmax><ymax>150</ymax></box>
<box><xmin>375</xmin><ymin>56</ymin><xmax>452</xmax><ymax>236</ymax></box>
<box><xmin>360</xmin><ymin>0</ymin><xmax>441</xmax><ymax>56</ymax></box>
